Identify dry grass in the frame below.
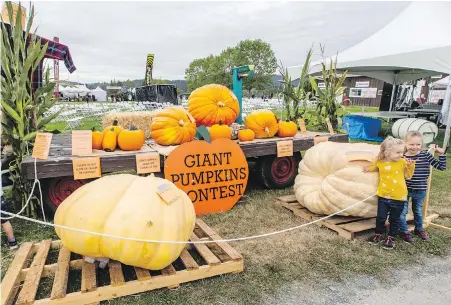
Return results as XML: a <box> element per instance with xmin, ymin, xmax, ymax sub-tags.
<box><xmin>103</xmin><ymin>111</ymin><xmax>157</xmax><ymax>138</ymax></box>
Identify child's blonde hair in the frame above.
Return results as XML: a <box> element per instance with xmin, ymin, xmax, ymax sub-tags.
<box><xmin>377</xmin><ymin>136</ymin><xmax>405</xmax><ymax>161</ymax></box>
<box><xmin>405</xmin><ymin>131</ymin><xmax>423</xmax><ymax>142</ymax></box>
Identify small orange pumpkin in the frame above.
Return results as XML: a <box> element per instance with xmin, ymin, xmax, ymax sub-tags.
<box><xmin>118</xmin><ymin>124</ymin><xmax>145</xmax><ymax>151</ymax></box>
<box><xmin>278</xmin><ymin>121</ymin><xmax>298</xmax><ymax>138</ymax></box>
<box><xmin>209</xmin><ymin>120</ymin><xmax>232</xmax><ymax>141</ymax></box>
<box><xmin>102</xmin><ymin>127</ymin><xmax>117</xmax><ymax>152</ymax></box>
<box><xmin>92</xmin><ymin>127</ymin><xmax>104</xmax><ymax>150</ymax></box>
<box><xmin>244</xmin><ymin>110</ymin><xmax>278</xmax><ymax>138</ymax></box>
<box><xmin>103</xmin><ymin>120</ymin><xmax>123</xmax><ymax>138</ymax></box>
<box><xmin>238</xmin><ymin>129</ymin><xmax>255</xmax><ymax>142</ymax></box>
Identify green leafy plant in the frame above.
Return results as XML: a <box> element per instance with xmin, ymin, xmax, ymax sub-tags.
<box><xmin>308</xmin><ymin>46</ymin><xmax>347</xmax><ymax>132</ymax></box>
<box><xmin>278</xmin><ymin>46</ymin><xmax>314</xmax><ymax>122</ymax></box>
<box><xmin>1</xmin><ymin>2</ymin><xmax>59</xmax><ymax>216</ymax></box>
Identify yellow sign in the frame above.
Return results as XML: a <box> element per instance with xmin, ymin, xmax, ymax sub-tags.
<box><xmin>72</xmin><ymin>157</ymin><xmax>101</xmax><ymax>180</ymax></box>
<box><xmin>32</xmin><ymin>133</ymin><xmax>53</xmax><ymax>160</ymax></box>
<box><xmin>72</xmin><ymin>130</ymin><xmax>92</xmax><ymax>156</ymax></box>
<box><xmin>297</xmin><ymin>119</ymin><xmax>307</xmax><ymax>135</ymax></box>
<box><xmin>156</xmin><ymin>182</ymin><xmax>181</xmax><ymax>205</ymax></box>
<box><xmin>277</xmin><ymin>140</ymin><xmax>294</xmax><ymax>157</ymax></box>
<box><xmin>136</xmin><ymin>153</ymin><xmax>161</xmax><ymax>174</ymax></box>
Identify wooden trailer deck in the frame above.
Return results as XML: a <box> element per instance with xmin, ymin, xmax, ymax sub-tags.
<box><xmin>22</xmin><ymin>131</ymin><xmax>348</xmax><ymax>180</ymax></box>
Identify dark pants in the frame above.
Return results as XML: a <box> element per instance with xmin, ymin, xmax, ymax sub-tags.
<box><xmin>375</xmin><ymin>197</ymin><xmax>407</xmax><ymax>237</ymax></box>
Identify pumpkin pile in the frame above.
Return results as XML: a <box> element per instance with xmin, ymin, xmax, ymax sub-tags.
<box><xmin>293</xmin><ymin>142</ymin><xmax>380</xmax><ymax>217</ymax></box>
<box><xmin>92</xmin><ymin>120</ymin><xmax>145</xmax><ymax>152</ymax></box>
<box><xmin>54</xmin><ymin>174</ymin><xmax>196</xmax><ymax>270</ymax></box>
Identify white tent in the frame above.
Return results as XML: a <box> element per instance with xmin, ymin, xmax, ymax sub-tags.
<box><xmin>433</xmin><ymin>76</ymin><xmax>450</xmax><ymax>89</ymax></box>
<box><xmin>91</xmin><ymin>86</ymin><xmax>107</xmax><ymax>101</ymax></box>
<box><xmin>76</xmin><ymin>84</ymin><xmax>90</xmax><ymax>97</ymax></box>
<box><xmin>288</xmin><ymin>2</ymin><xmax>451</xmax><ymax>88</ymax></box>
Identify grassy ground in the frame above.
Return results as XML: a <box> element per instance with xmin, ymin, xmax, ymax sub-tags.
<box><xmin>1</xmin><ymin>105</ymin><xmax>450</xmax><ymax>304</ymax></box>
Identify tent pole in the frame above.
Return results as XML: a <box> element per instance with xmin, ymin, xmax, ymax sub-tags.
<box><xmin>443</xmin><ymin>79</ymin><xmax>451</xmax><ymax>150</ymax></box>
<box><xmin>389</xmin><ymin>74</ymin><xmax>397</xmax><ymax>112</ymax></box>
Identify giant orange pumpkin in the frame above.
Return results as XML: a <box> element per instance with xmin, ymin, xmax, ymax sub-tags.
<box><xmin>151</xmin><ymin>107</ymin><xmax>196</xmax><ymax>146</ymax></box>
<box><xmin>245</xmin><ymin>110</ymin><xmax>279</xmax><ymax>138</ymax></box>
<box><xmin>187</xmin><ymin>84</ymin><xmax>240</xmax><ymax>126</ymax></box>
<box><xmin>164</xmin><ymin>138</ymin><xmax>249</xmax><ymax>215</ymax></box>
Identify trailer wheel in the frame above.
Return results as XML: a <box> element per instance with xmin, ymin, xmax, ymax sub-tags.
<box><xmin>41</xmin><ymin>177</ymin><xmax>87</xmax><ymax>215</ymax></box>
<box><xmin>256</xmin><ymin>153</ymin><xmax>302</xmax><ymax>189</ymax></box>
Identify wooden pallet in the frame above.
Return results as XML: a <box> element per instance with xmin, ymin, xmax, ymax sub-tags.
<box><xmin>277</xmin><ymin>195</ymin><xmax>439</xmax><ymax>240</ymax></box>
<box><xmin>1</xmin><ymin>219</ymin><xmax>243</xmax><ymax>305</ymax></box>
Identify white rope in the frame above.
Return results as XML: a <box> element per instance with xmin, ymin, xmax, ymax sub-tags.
<box><xmin>0</xmin><ymin>192</ymin><xmax>376</xmax><ymax>244</ymax></box>
<box><xmin>2</xmin><ymin>158</ymin><xmax>46</xmax><ymax>222</ymax></box>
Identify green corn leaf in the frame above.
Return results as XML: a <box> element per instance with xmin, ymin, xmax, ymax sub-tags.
<box><xmin>23</xmin><ymin>131</ymin><xmax>37</xmax><ymax>142</ymax></box>
<box><xmin>1</xmin><ymin>101</ymin><xmax>21</xmax><ymax>123</ymax></box>
<box><xmin>37</xmin><ymin>111</ymin><xmax>60</xmax><ymax>129</ymax></box>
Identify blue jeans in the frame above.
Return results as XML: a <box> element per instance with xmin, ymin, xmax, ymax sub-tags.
<box><xmin>399</xmin><ymin>190</ymin><xmax>427</xmax><ymax>234</ymax></box>
<box><xmin>375</xmin><ymin>197</ymin><xmax>407</xmax><ymax>237</ymax></box>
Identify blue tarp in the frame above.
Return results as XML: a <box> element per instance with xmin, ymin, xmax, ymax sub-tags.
<box><xmin>342</xmin><ymin>115</ymin><xmax>383</xmax><ymax>142</ymax></box>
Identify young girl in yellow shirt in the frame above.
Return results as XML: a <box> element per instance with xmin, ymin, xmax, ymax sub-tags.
<box><xmin>363</xmin><ymin>137</ymin><xmax>415</xmax><ymax>250</ymax></box>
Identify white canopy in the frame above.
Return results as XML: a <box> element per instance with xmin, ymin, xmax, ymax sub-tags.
<box><xmin>288</xmin><ymin>2</ymin><xmax>451</xmax><ymax>85</ymax></box>
<box><xmin>91</xmin><ymin>86</ymin><xmax>107</xmax><ymax>101</ymax></box>
<box><xmin>433</xmin><ymin>76</ymin><xmax>450</xmax><ymax>89</ymax></box>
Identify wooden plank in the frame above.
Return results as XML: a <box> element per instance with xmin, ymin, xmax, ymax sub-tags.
<box><xmin>16</xmin><ymin>240</ymin><xmax>52</xmax><ymax>305</ymax></box>
<box><xmin>81</xmin><ymin>262</ymin><xmax>97</xmax><ymax>293</ymax></box>
<box><xmin>179</xmin><ymin>249</ymin><xmax>199</xmax><ymax>270</ymax></box>
<box><xmin>108</xmin><ymin>261</ymin><xmax>125</xmax><ymax>287</ymax></box>
<box><xmin>50</xmin><ymin>247</ymin><xmax>71</xmax><ymax>300</ymax></box>
<box><xmin>32</xmin><ymin>261</ymin><xmax>244</xmax><ymax>305</ymax></box>
<box><xmin>325</xmin><ymin>216</ymin><xmax>372</xmax><ymax>225</ymax></box>
<box><xmin>338</xmin><ymin>218</ymin><xmax>377</xmax><ymax>233</ymax></box>
<box><xmin>190</xmin><ymin>234</ymin><xmax>221</xmax><ymax>266</ymax></box>
<box><xmin>318</xmin><ymin>221</ymin><xmax>354</xmax><ymax>240</ymax></box>
<box><xmin>161</xmin><ymin>264</ymin><xmax>179</xmax><ymax>289</ymax></box>
<box><xmin>1</xmin><ymin>242</ymin><xmax>34</xmax><ymax>305</ymax></box>
<box><xmin>277</xmin><ymin>195</ymin><xmax>297</xmax><ymax>203</ymax></box>
<box><xmin>195</xmin><ymin>219</ymin><xmax>242</xmax><ymax>261</ymax></box>
<box><xmin>429</xmin><ymin>223</ymin><xmax>451</xmax><ymax>232</ymax></box>
<box><xmin>21</xmin><ymin>260</ymin><xmax>83</xmax><ymax>281</ymax></box>
<box><xmin>134</xmin><ymin>267</ymin><xmax>151</xmax><ymax>281</ymax></box>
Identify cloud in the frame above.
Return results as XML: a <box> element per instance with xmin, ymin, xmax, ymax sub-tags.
<box><xmin>18</xmin><ymin>1</ymin><xmax>410</xmax><ymax>83</ymax></box>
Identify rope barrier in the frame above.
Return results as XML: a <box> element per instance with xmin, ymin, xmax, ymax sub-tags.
<box><xmin>0</xmin><ymin>192</ymin><xmax>376</xmax><ymax>244</ymax></box>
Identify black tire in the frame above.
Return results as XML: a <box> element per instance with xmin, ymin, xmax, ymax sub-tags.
<box><xmin>256</xmin><ymin>152</ymin><xmax>302</xmax><ymax>189</ymax></box>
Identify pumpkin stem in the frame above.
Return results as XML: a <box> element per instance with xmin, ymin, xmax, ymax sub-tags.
<box><xmin>110</xmin><ymin>127</ymin><xmax>115</xmax><ymax>132</ymax></box>
<box><xmin>264</xmin><ymin>127</ymin><xmax>270</xmax><ymax>134</ymax></box>
<box><xmin>219</xmin><ymin>119</ymin><xmax>223</xmax><ymax>126</ymax></box>
<box><xmin>178</xmin><ymin>120</ymin><xmax>185</xmax><ymax>126</ymax></box>
<box><xmin>129</xmin><ymin>123</ymin><xmax>137</xmax><ymax>131</ymax></box>
<box><xmin>217</xmin><ymin>101</ymin><xmax>225</xmax><ymax>107</ymax></box>
<box><xmin>113</xmin><ymin>119</ymin><xmax>118</xmax><ymax>126</ymax></box>
<box><xmin>91</xmin><ymin>126</ymin><xmax>96</xmax><ymax>132</ymax></box>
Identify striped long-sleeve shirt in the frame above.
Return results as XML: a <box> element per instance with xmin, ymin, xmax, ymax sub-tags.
<box><xmin>405</xmin><ymin>152</ymin><xmax>447</xmax><ymax>191</ymax></box>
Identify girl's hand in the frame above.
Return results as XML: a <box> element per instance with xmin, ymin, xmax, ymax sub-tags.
<box><xmin>403</xmin><ymin>157</ymin><xmax>414</xmax><ymax>164</ymax></box>
<box><xmin>435</xmin><ymin>146</ymin><xmax>445</xmax><ymax>155</ymax></box>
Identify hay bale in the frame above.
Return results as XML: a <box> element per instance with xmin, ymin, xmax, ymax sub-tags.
<box><xmin>103</xmin><ymin>111</ymin><xmax>157</xmax><ymax>138</ymax></box>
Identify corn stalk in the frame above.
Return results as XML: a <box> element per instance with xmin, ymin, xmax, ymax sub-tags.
<box><xmin>278</xmin><ymin>47</ymin><xmax>314</xmax><ymax>122</ymax></box>
<box><xmin>1</xmin><ymin>2</ymin><xmax>59</xmax><ymax>216</ymax></box>
<box><xmin>308</xmin><ymin>47</ymin><xmax>347</xmax><ymax>131</ymax></box>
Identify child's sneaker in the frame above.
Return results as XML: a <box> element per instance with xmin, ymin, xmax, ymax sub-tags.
<box><xmin>414</xmin><ymin>229</ymin><xmax>430</xmax><ymax>241</ymax></box>
<box><xmin>383</xmin><ymin>236</ymin><xmax>395</xmax><ymax>250</ymax></box>
<box><xmin>8</xmin><ymin>239</ymin><xmax>18</xmax><ymax>250</ymax></box>
<box><xmin>368</xmin><ymin>233</ymin><xmax>384</xmax><ymax>245</ymax></box>
<box><xmin>402</xmin><ymin>233</ymin><xmax>414</xmax><ymax>243</ymax></box>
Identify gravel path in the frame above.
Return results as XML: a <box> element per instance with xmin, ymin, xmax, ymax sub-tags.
<box><xmin>262</xmin><ymin>255</ymin><xmax>451</xmax><ymax>305</ymax></box>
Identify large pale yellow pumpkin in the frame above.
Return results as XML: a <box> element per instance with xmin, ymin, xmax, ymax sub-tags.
<box><xmin>54</xmin><ymin>174</ymin><xmax>196</xmax><ymax>270</ymax></box>
<box><xmin>188</xmin><ymin>84</ymin><xmax>240</xmax><ymax>126</ymax></box>
<box><xmin>151</xmin><ymin>106</ymin><xmax>197</xmax><ymax>146</ymax></box>
<box><xmin>294</xmin><ymin>142</ymin><xmax>380</xmax><ymax>217</ymax></box>
<box><xmin>244</xmin><ymin>109</ymin><xmax>279</xmax><ymax>138</ymax></box>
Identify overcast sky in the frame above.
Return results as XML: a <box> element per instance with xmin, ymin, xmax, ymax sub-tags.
<box><xmin>17</xmin><ymin>1</ymin><xmax>410</xmax><ymax>83</ymax></box>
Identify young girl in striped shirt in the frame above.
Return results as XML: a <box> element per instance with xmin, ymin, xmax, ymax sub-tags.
<box><xmin>400</xmin><ymin>131</ymin><xmax>446</xmax><ymax>243</ymax></box>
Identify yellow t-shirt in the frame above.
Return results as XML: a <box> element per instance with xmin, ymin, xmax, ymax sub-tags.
<box><xmin>368</xmin><ymin>159</ymin><xmax>415</xmax><ymax>201</ymax></box>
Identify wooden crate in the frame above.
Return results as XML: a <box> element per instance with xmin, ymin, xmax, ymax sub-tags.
<box><xmin>1</xmin><ymin>219</ymin><xmax>243</xmax><ymax>305</ymax></box>
<box><xmin>277</xmin><ymin>195</ymin><xmax>439</xmax><ymax>240</ymax></box>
